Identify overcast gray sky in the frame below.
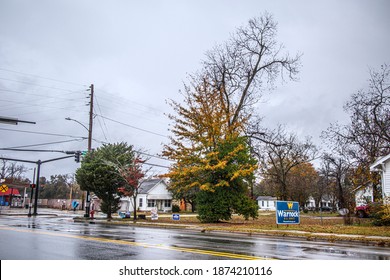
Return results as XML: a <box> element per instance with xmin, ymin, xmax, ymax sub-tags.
<box><xmin>0</xmin><ymin>0</ymin><xmax>389</xmax><ymax>180</ymax></box>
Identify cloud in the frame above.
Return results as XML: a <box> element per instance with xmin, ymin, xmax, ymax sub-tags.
<box><xmin>0</xmin><ymin>0</ymin><xmax>389</xmax><ymax>179</ymax></box>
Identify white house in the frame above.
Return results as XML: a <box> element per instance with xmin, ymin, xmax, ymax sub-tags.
<box><xmin>305</xmin><ymin>195</ymin><xmax>336</xmax><ymax>211</ymax></box>
<box><xmin>370</xmin><ymin>153</ymin><xmax>390</xmax><ymax>201</ymax></box>
<box><xmin>354</xmin><ymin>186</ymin><xmax>374</xmax><ymax>206</ymax></box>
<box><xmin>119</xmin><ymin>178</ymin><xmax>173</xmax><ymax>212</ymax></box>
<box><xmin>256</xmin><ymin>196</ymin><xmax>277</xmax><ymax>211</ymax></box>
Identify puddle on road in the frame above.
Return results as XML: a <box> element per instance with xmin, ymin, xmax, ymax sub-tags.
<box><xmin>302</xmin><ymin>246</ymin><xmax>390</xmax><ymax>260</ymax></box>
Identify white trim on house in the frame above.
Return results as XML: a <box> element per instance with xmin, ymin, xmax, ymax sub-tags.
<box><xmin>370</xmin><ymin>153</ymin><xmax>390</xmax><ymax>200</ymax></box>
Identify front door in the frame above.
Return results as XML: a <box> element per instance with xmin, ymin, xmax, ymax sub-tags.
<box><xmin>157</xmin><ymin>200</ymin><xmax>163</xmax><ymax>211</ymax></box>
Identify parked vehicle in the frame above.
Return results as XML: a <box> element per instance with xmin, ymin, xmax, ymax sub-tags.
<box><xmin>355</xmin><ymin>205</ymin><xmax>369</xmax><ymax>218</ymax></box>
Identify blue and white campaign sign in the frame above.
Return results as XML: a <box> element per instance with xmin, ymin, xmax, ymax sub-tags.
<box><xmin>276</xmin><ymin>201</ymin><xmax>300</xmax><ymax>224</ymax></box>
<box><xmin>71</xmin><ymin>200</ymin><xmax>79</xmax><ymax>209</ymax></box>
<box><xmin>172</xmin><ymin>214</ymin><xmax>180</xmax><ymax>221</ymax></box>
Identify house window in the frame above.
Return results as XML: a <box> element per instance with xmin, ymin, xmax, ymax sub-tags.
<box><xmin>139</xmin><ymin>198</ymin><xmax>143</xmax><ymax>207</ymax></box>
<box><xmin>164</xmin><ymin>200</ymin><xmax>171</xmax><ymax>208</ymax></box>
<box><xmin>261</xmin><ymin>201</ymin><xmax>265</xmax><ymax>207</ymax></box>
<box><xmin>147</xmin><ymin>199</ymin><xmax>155</xmax><ymax>207</ymax></box>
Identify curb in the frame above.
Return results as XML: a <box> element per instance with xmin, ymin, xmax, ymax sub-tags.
<box><xmin>72</xmin><ymin>217</ymin><xmax>390</xmax><ymax>247</ymax></box>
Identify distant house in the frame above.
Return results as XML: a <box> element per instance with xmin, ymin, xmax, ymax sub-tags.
<box><xmin>305</xmin><ymin>195</ymin><xmax>337</xmax><ymax>211</ymax></box>
<box><xmin>119</xmin><ymin>179</ymin><xmax>173</xmax><ymax>212</ymax></box>
<box><xmin>370</xmin><ymin>153</ymin><xmax>390</xmax><ymax>201</ymax></box>
<box><xmin>0</xmin><ymin>188</ymin><xmax>21</xmax><ymax>206</ymax></box>
<box><xmin>256</xmin><ymin>196</ymin><xmax>277</xmax><ymax>211</ymax></box>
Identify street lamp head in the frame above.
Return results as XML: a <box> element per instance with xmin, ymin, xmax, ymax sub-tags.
<box><xmin>65</xmin><ymin>117</ymin><xmax>89</xmax><ymax>132</ymax></box>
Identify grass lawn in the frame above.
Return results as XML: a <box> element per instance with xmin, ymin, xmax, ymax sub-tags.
<box><xmin>129</xmin><ymin>211</ymin><xmax>390</xmax><ymax>239</ymax></box>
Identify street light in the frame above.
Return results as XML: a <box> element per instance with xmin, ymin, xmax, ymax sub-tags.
<box><xmin>65</xmin><ymin>117</ymin><xmax>89</xmax><ymax>132</ymax></box>
<box><xmin>65</xmin><ymin>115</ymin><xmax>93</xmax><ymax>218</ymax></box>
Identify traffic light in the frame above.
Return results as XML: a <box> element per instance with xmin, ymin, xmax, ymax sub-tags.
<box><xmin>74</xmin><ymin>151</ymin><xmax>81</xmax><ymax>163</ymax></box>
<box><xmin>30</xmin><ymin>184</ymin><xmax>36</xmax><ymax>189</ymax></box>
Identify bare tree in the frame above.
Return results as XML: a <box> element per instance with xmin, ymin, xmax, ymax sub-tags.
<box><xmin>323</xmin><ymin>64</ymin><xmax>390</xmax><ymax>200</ymax></box>
<box><xmin>321</xmin><ymin>153</ymin><xmax>354</xmax><ymax>210</ymax></box>
<box><xmin>314</xmin><ymin>162</ymin><xmax>334</xmax><ymax>211</ymax></box>
<box><xmin>1</xmin><ymin>159</ymin><xmax>28</xmax><ymax>181</ymax></box>
<box><xmin>254</xmin><ymin>125</ymin><xmax>317</xmax><ymax>200</ymax></box>
<box><xmin>201</xmin><ymin>12</ymin><xmax>301</xmax><ymax>130</ymax></box>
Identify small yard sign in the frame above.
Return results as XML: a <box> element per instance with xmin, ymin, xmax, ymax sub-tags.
<box><xmin>276</xmin><ymin>201</ymin><xmax>300</xmax><ymax>224</ymax></box>
<box><xmin>71</xmin><ymin>200</ymin><xmax>79</xmax><ymax>209</ymax></box>
<box><xmin>151</xmin><ymin>207</ymin><xmax>158</xmax><ymax>220</ymax></box>
<box><xmin>172</xmin><ymin>214</ymin><xmax>180</xmax><ymax>221</ymax></box>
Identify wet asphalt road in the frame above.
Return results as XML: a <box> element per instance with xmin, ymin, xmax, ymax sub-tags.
<box><xmin>1</xmin><ymin>215</ymin><xmax>390</xmax><ymax>260</ymax></box>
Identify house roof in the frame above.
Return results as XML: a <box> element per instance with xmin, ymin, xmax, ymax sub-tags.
<box><xmin>138</xmin><ymin>179</ymin><xmax>165</xmax><ymax>194</ymax></box>
<box><xmin>370</xmin><ymin>153</ymin><xmax>390</xmax><ymax>171</ymax></box>
<box><xmin>0</xmin><ymin>188</ymin><xmax>21</xmax><ymax>197</ymax></box>
<box><xmin>256</xmin><ymin>196</ymin><xmax>277</xmax><ymax>201</ymax></box>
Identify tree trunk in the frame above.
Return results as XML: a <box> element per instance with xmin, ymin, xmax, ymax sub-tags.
<box><xmin>337</xmin><ymin>178</ymin><xmax>345</xmax><ymax>209</ymax></box>
<box><xmin>133</xmin><ymin>196</ymin><xmax>137</xmax><ymax>222</ymax></box>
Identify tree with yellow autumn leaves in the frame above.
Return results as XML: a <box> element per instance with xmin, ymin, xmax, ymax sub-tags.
<box><xmin>163</xmin><ymin>78</ymin><xmax>258</xmax><ymax>222</ymax></box>
<box><xmin>162</xmin><ymin>13</ymin><xmax>301</xmax><ymax>222</ymax></box>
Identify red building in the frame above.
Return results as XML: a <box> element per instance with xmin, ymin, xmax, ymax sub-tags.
<box><xmin>0</xmin><ymin>188</ymin><xmax>21</xmax><ymax>206</ymax></box>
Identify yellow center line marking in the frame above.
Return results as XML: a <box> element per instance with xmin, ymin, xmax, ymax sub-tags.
<box><xmin>0</xmin><ymin>226</ymin><xmax>270</xmax><ymax>260</ymax></box>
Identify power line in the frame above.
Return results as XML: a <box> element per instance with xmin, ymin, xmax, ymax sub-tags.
<box><xmin>0</xmin><ymin>127</ymin><xmax>87</xmax><ymax>139</ymax></box>
<box><xmin>0</xmin><ymin>148</ymin><xmax>72</xmax><ymax>153</ymax></box>
<box><xmin>0</xmin><ymin>97</ymin><xmax>85</xmax><ymax>107</ymax></box>
<box><xmin>136</xmin><ymin>151</ymin><xmax>174</xmax><ymax>162</ymax></box>
<box><xmin>0</xmin><ymin>77</ymin><xmax>85</xmax><ymax>93</ymax></box>
<box><xmin>96</xmin><ymin>114</ymin><xmax>168</xmax><ymax>138</ymax></box>
<box><xmin>0</xmin><ymin>139</ymin><xmax>84</xmax><ymax>149</ymax></box>
<box><xmin>96</xmin><ymin>102</ymin><xmax>168</xmax><ymax>126</ymax></box>
<box><xmin>0</xmin><ymin>88</ymin><xmax>86</xmax><ymax>101</ymax></box>
<box><xmin>0</xmin><ymin>147</ymin><xmax>170</xmax><ymax>168</ymax></box>
<box><xmin>142</xmin><ymin>162</ymin><xmax>170</xmax><ymax>169</ymax></box>
<box><xmin>0</xmin><ymin>67</ymin><xmax>86</xmax><ymax>87</ymax></box>
<box><xmin>93</xmin><ymin>95</ymin><xmax>110</xmax><ymax>142</ymax></box>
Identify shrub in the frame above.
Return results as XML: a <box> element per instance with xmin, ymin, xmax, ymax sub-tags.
<box><xmin>371</xmin><ymin>202</ymin><xmax>390</xmax><ymax>226</ymax></box>
<box><xmin>196</xmin><ymin>187</ymin><xmax>258</xmax><ymax>223</ymax></box>
<box><xmin>172</xmin><ymin>204</ymin><xmax>180</xmax><ymax>213</ymax></box>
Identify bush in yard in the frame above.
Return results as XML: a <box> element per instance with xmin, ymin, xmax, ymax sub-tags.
<box><xmin>197</xmin><ymin>185</ymin><xmax>258</xmax><ymax>223</ymax></box>
<box><xmin>172</xmin><ymin>204</ymin><xmax>180</xmax><ymax>213</ymax></box>
<box><xmin>371</xmin><ymin>202</ymin><xmax>390</xmax><ymax>226</ymax></box>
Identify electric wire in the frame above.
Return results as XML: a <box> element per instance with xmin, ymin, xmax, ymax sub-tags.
<box><xmin>95</xmin><ymin>114</ymin><xmax>168</xmax><ymax>138</ymax></box>
<box><xmin>94</xmin><ymin>112</ymin><xmax>109</xmax><ymax>142</ymax></box>
<box><xmin>0</xmin><ymin>71</ymin><xmax>172</xmax><ymax>168</ymax></box>
<box><xmin>0</xmin><ymin>77</ymin><xmax>85</xmax><ymax>93</ymax></box>
<box><xmin>0</xmin><ymin>127</ymin><xmax>87</xmax><ymax>139</ymax></box>
<box><xmin>0</xmin><ymin>88</ymin><xmax>86</xmax><ymax>101</ymax></box>
<box><xmin>0</xmin><ymin>148</ymin><xmax>73</xmax><ymax>153</ymax></box>
<box><xmin>0</xmin><ymin>67</ymin><xmax>86</xmax><ymax>87</ymax></box>
<box><xmin>93</xmin><ymin>93</ymin><xmax>110</xmax><ymax>142</ymax></box>
<box><xmin>0</xmin><ymin>139</ymin><xmax>85</xmax><ymax>149</ymax></box>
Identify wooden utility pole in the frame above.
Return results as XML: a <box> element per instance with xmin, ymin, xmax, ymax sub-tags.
<box><xmin>84</xmin><ymin>84</ymin><xmax>94</xmax><ymax>218</ymax></box>
<box><xmin>88</xmin><ymin>84</ymin><xmax>94</xmax><ymax>153</ymax></box>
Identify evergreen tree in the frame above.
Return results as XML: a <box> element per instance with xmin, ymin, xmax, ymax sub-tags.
<box><xmin>75</xmin><ymin>142</ymin><xmax>136</xmax><ymax>219</ymax></box>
